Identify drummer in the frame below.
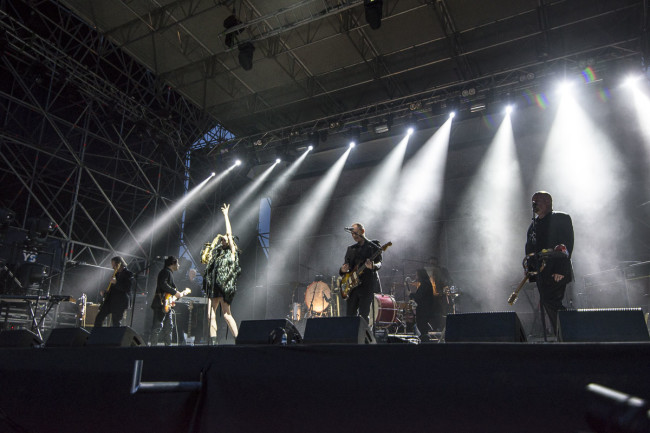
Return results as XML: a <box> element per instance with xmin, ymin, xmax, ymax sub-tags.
<box><xmin>339</xmin><ymin>222</ymin><xmax>383</xmax><ymax>325</ymax></box>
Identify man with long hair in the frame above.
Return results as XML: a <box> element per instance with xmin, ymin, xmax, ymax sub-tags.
<box><xmin>94</xmin><ymin>256</ymin><xmax>133</xmax><ymax>327</ymax></box>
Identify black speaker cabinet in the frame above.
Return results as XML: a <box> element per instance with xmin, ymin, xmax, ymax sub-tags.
<box><xmin>46</xmin><ymin>327</ymin><xmax>90</xmax><ymax>347</ymax></box>
<box><xmin>87</xmin><ymin>326</ymin><xmax>144</xmax><ymax>347</ymax></box>
<box><xmin>558</xmin><ymin>308</ymin><xmax>650</xmax><ymax>342</ymax></box>
<box><xmin>0</xmin><ymin>329</ymin><xmax>43</xmax><ymax>347</ymax></box>
<box><xmin>236</xmin><ymin>319</ymin><xmax>302</xmax><ymax>345</ymax></box>
<box><xmin>445</xmin><ymin>312</ymin><xmax>527</xmax><ymax>342</ymax></box>
<box><xmin>303</xmin><ymin>317</ymin><xmax>376</xmax><ymax>344</ymax></box>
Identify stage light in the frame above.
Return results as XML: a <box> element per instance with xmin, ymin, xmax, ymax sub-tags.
<box><xmin>557</xmin><ymin>80</ymin><xmax>574</xmax><ymax>95</ymax></box>
<box><xmin>505</xmin><ymin>105</ymin><xmax>513</xmax><ymax>114</ymax></box>
<box><xmin>238</xmin><ymin>42</ymin><xmax>255</xmax><ymax>71</ymax></box>
<box><xmin>407</xmin><ymin>128</ymin><xmax>414</xmax><ymax>136</ymax></box>
<box><xmin>223</xmin><ymin>15</ymin><xmax>242</xmax><ymax>48</ymax></box>
<box><xmin>449</xmin><ymin>111</ymin><xmax>456</xmax><ymax>119</ymax></box>
<box><xmin>25</xmin><ymin>217</ymin><xmax>54</xmax><ymax>250</ymax></box>
<box><xmin>470</xmin><ymin>103</ymin><xmax>486</xmax><ymax>113</ymax></box>
<box><xmin>374</xmin><ymin>123</ymin><xmax>390</xmax><ymax>134</ymax></box>
<box><xmin>622</xmin><ymin>75</ymin><xmax>643</xmax><ymax>88</ymax></box>
<box><xmin>364</xmin><ymin>0</ymin><xmax>383</xmax><ymax>30</ymax></box>
<box><xmin>211</xmin><ymin>172</ymin><xmax>216</xmax><ymax>176</ymax></box>
<box><xmin>234</xmin><ymin>159</ymin><xmax>242</xmax><ymax>166</ymax></box>
<box><xmin>308</xmin><ymin>145</ymin><xmax>313</xmax><ymax>151</ymax></box>
<box><xmin>0</xmin><ymin>208</ymin><xmax>15</xmax><ymax>226</ymax></box>
<box><xmin>276</xmin><ymin>158</ymin><xmax>281</xmax><ymax>163</ymax></box>
<box><xmin>349</xmin><ymin>142</ymin><xmax>356</xmax><ymax>148</ymax></box>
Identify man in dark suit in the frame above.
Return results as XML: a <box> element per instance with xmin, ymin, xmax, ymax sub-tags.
<box><xmin>525</xmin><ymin>191</ymin><xmax>574</xmax><ymax>334</ymax></box>
<box><xmin>94</xmin><ymin>256</ymin><xmax>133</xmax><ymax>327</ymax></box>
<box><xmin>339</xmin><ymin>223</ymin><xmax>382</xmax><ymax>325</ymax></box>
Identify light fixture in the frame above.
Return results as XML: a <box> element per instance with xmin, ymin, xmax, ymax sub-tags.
<box><xmin>470</xmin><ymin>103</ymin><xmax>486</xmax><ymax>113</ymax></box>
<box><xmin>364</xmin><ymin>0</ymin><xmax>383</xmax><ymax>30</ymax></box>
<box><xmin>238</xmin><ymin>42</ymin><xmax>255</xmax><ymax>71</ymax></box>
<box><xmin>24</xmin><ymin>217</ymin><xmax>54</xmax><ymax>251</ymax></box>
<box><xmin>223</xmin><ymin>15</ymin><xmax>242</xmax><ymax>48</ymax></box>
<box><xmin>374</xmin><ymin>124</ymin><xmax>390</xmax><ymax>134</ymax></box>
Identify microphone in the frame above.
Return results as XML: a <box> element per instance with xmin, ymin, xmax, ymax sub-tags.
<box><xmin>344</xmin><ymin>227</ymin><xmax>354</xmax><ymax>233</ymax></box>
<box><xmin>405</xmin><ymin>277</ymin><xmax>412</xmax><ymax>283</ymax></box>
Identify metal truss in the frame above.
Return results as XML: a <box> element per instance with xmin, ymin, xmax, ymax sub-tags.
<box><xmin>0</xmin><ymin>0</ymin><xmax>228</xmax><ymax>299</ymax></box>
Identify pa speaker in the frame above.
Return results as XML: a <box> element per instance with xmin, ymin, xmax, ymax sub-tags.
<box><xmin>303</xmin><ymin>317</ymin><xmax>376</xmax><ymax>344</ymax></box>
<box><xmin>558</xmin><ymin>308</ymin><xmax>650</xmax><ymax>342</ymax></box>
<box><xmin>87</xmin><ymin>326</ymin><xmax>144</xmax><ymax>347</ymax></box>
<box><xmin>46</xmin><ymin>327</ymin><xmax>90</xmax><ymax>347</ymax></box>
<box><xmin>445</xmin><ymin>312</ymin><xmax>527</xmax><ymax>342</ymax></box>
<box><xmin>0</xmin><ymin>329</ymin><xmax>43</xmax><ymax>347</ymax></box>
<box><xmin>236</xmin><ymin>319</ymin><xmax>302</xmax><ymax>345</ymax></box>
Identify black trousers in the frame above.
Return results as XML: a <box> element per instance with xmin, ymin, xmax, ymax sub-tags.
<box><xmin>536</xmin><ymin>280</ymin><xmax>567</xmax><ymax>334</ymax></box>
<box><xmin>94</xmin><ymin>296</ymin><xmax>127</xmax><ymax>328</ymax></box>
<box><xmin>93</xmin><ymin>306</ymin><xmax>125</xmax><ymax>327</ymax></box>
<box><xmin>346</xmin><ymin>285</ymin><xmax>374</xmax><ymax>325</ymax></box>
<box><xmin>150</xmin><ymin>308</ymin><xmax>174</xmax><ymax>346</ymax></box>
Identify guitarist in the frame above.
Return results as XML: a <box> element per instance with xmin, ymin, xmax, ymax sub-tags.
<box><xmin>525</xmin><ymin>191</ymin><xmax>574</xmax><ymax>335</ymax></box>
<box><xmin>339</xmin><ymin>223</ymin><xmax>383</xmax><ymax>324</ymax></box>
<box><xmin>149</xmin><ymin>256</ymin><xmax>188</xmax><ymax>346</ymax></box>
<box><xmin>94</xmin><ymin>256</ymin><xmax>133</xmax><ymax>327</ymax></box>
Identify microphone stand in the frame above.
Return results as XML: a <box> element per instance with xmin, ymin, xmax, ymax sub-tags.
<box><xmin>530</xmin><ymin>206</ymin><xmax>548</xmax><ymax>342</ymax></box>
<box><xmin>308</xmin><ymin>283</ymin><xmax>317</xmax><ymax>318</ymax></box>
<box><xmin>128</xmin><ymin>259</ymin><xmax>159</xmax><ymax>329</ymax></box>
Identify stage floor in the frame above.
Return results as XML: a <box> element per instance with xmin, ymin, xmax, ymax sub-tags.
<box><xmin>0</xmin><ymin>341</ymin><xmax>648</xmax><ymax>433</ymax></box>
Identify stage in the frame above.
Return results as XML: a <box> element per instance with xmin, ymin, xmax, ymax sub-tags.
<box><xmin>0</xmin><ymin>341</ymin><xmax>649</xmax><ymax>433</ymax></box>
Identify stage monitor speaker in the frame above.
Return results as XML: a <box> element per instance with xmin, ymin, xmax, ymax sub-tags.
<box><xmin>236</xmin><ymin>319</ymin><xmax>302</xmax><ymax>345</ymax></box>
<box><xmin>558</xmin><ymin>308</ymin><xmax>650</xmax><ymax>342</ymax></box>
<box><xmin>445</xmin><ymin>312</ymin><xmax>527</xmax><ymax>342</ymax></box>
<box><xmin>0</xmin><ymin>329</ymin><xmax>43</xmax><ymax>347</ymax></box>
<box><xmin>46</xmin><ymin>327</ymin><xmax>90</xmax><ymax>347</ymax></box>
<box><xmin>303</xmin><ymin>317</ymin><xmax>376</xmax><ymax>344</ymax></box>
<box><xmin>86</xmin><ymin>326</ymin><xmax>144</xmax><ymax>347</ymax></box>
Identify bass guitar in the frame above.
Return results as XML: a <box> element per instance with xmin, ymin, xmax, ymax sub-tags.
<box><xmin>507</xmin><ymin>254</ymin><xmax>546</xmax><ymax>305</ymax></box>
<box><xmin>340</xmin><ymin>241</ymin><xmax>392</xmax><ymax>299</ymax></box>
<box><xmin>163</xmin><ymin>288</ymin><xmax>191</xmax><ymax>313</ymax></box>
<box><xmin>101</xmin><ymin>263</ymin><xmax>121</xmax><ymax>305</ymax></box>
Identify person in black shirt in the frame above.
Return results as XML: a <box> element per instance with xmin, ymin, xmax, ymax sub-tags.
<box><xmin>94</xmin><ymin>256</ymin><xmax>133</xmax><ymax>327</ymax></box>
<box><xmin>174</xmin><ymin>268</ymin><xmax>203</xmax><ymax>345</ymax></box>
<box><xmin>149</xmin><ymin>256</ymin><xmax>189</xmax><ymax>346</ymax></box>
<box><xmin>525</xmin><ymin>191</ymin><xmax>574</xmax><ymax>334</ymax></box>
<box><xmin>339</xmin><ymin>223</ymin><xmax>382</xmax><ymax>324</ymax></box>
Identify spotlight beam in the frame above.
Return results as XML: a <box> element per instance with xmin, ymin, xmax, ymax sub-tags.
<box><xmin>232</xmin><ymin>148</ymin><xmax>311</xmax><ymax>246</ymax></box>
<box><xmin>266</xmin><ymin>148</ymin><xmax>351</xmax><ymax>286</ymax></box>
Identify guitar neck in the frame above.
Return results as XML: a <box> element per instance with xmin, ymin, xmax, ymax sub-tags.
<box><xmin>356</xmin><ymin>244</ymin><xmax>383</xmax><ymax>275</ymax></box>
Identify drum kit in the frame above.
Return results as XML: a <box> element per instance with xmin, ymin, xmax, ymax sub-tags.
<box><xmin>289</xmin><ymin>276</ymin><xmax>337</xmax><ymax>321</ymax></box>
<box><xmin>288</xmin><ymin>274</ymin><xmax>461</xmax><ymax>338</ymax></box>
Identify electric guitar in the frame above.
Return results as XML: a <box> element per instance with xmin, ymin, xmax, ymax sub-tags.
<box><xmin>340</xmin><ymin>241</ymin><xmax>392</xmax><ymax>299</ymax></box>
<box><xmin>163</xmin><ymin>288</ymin><xmax>191</xmax><ymax>313</ymax></box>
<box><xmin>101</xmin><ymin>263</ymin><xmax>121</xmax><ymax>305</ymax></box>
<box><xmin>507</xmin><ymin>261</ymin><xmax>545</xmax><ymax>305</ymax></box>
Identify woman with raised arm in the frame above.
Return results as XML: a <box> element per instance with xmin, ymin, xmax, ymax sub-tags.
<box><xmin>201</xmin><ymin>203</ymin><xmax>241</xmax><ymax>344</ymax></box>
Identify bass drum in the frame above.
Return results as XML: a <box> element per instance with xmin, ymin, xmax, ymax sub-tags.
<box><xmin>369</xmin><ymin>294</ymin><xmax>398</xmax><ymax>328</ymax></box>
<box><xmin>304</xmin><ymin>281</ymin><xmax>331</xmax><ymax>314</ymax></box>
